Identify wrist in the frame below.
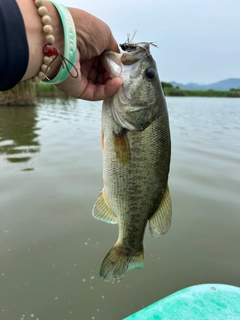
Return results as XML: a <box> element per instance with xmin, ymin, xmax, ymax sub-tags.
<box><xmin>44</xmin><ymin>1</ymin><xmax>64</xmax><ymax>79</ymax></box>
<box><xmin>17</xmin><ymin>0</ymin><xmax>63</xmax><ymax>80</ymax></box>
<box><xmin>43</xmin><ymin>1</ymin><xmax>78</xmax><ymax>84</ymax></box>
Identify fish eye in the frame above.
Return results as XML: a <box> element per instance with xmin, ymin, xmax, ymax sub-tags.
<box><xmin>145</xmin><ymin>68</ymin><xmax>155</xmax><ymax>80</ymax></box>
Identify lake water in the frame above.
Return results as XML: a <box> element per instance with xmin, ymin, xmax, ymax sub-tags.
<box><xmin>0</xmin><ymin>97</ymin><xmax>239</xmax><ymax>320</ymax></box>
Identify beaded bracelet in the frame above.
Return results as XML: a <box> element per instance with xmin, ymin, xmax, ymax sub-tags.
<box><xmin>31</xmin><ymin>0</ymin><xmax>78</xmax><ymax>84</ymax></box>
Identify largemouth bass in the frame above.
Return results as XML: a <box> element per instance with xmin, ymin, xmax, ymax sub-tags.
<box><xmin>92</xmin><ymin>42</ymin><xmax>172</xmax><ymax>282</ymax></box>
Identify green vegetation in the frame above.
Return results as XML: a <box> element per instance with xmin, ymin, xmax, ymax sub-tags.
<box><xmin>35</xmin><ymin>83</ymin><xmax>69</xmax><ymax>99</ymax></box>
<box><xmin>0</xmin><ymin>81</ymin><xmax>69</xmax><ymax>106</ymax></box>
<box><xmin>0</xmin><ymin>81</ymin><xmax>239</xmax><ymax>106</ymax></box>
<box><xmin>0</xmin><ymin>81</ymin><xmax>37</xmax><ymax>106</ymax></box>
<box><xmin>161</xmin><ymin>82</ymin><xmax>240</xmax><ymax>97</ymax></box>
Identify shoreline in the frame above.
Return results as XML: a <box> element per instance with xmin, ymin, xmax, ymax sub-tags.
<box><xmin>0</xmin><ymin>81</ymin><xmax>240</xmax><ymax>106</ymax></box>
<box><xmin>162</xmin><ymin>82</ymin><xmax>240</xmax><ymax>98</ymax></box>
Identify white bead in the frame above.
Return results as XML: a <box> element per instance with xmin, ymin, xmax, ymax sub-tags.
<box><xmin>31</xmin><ymin>0</ymin><xmax>58</xmax><ymax>82</ymax></box>
<box><xmin>42</xmin><ymin>15</ymin><xmax>51</xmax><ymax>25</ymax></box>
<box><xmin>43</xmin><ymin>56</ymin><xmax>53</xmax><ymax>65</ymax></box>
<box><xmin>35</xmin><ymin>0</ymin><xmax>44</xmax><ymax>8</ymax></box>
<box><xmin>38</xmin><ymin>6</ymin><xmax>48</xmax><ymax>16</ymax></box>
<box><xmin>32</xmin><ymin>76</ymin><xmax>41</xmax><ymax>83</ymax></box>
<box><xmin>41</xmin><ymin>64</ymin><xmax>49</xmax><ymax>73</ymax></box>
<box><xmin>46</xmin><ymin>34</ymin><xmax>55</xmax><ymax>44</ymax></box>
<box><xmin>43</xmin><ymin>25</ymin><xmax>53</xmax><ymax>35</ymax></box>
<box><xmin>38</xmin><ymin>71</ymin><xmax>46</xmax><ymax>80</ymax></box>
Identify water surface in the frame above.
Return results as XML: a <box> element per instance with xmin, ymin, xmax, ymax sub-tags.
<box><xmin>0</xmin><ymin>97</ymin><xmax>239</xmax><ymax>320</ymax></box>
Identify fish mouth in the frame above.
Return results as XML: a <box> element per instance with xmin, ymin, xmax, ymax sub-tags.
<box><xmin>101</xmin><ymin>44</ymin><xmax>150</xmax><ymax>79</ymax></box>
<box><xmin>101</xmin><ymin>51</ymin><xmax>122</xmax><ymax>78</ymax></box>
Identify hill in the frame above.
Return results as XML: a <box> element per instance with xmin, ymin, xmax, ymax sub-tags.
<box><xmin>170</xmin><ymin>78</ymin><xmax>240</xmax><ymax>91</ymax></box>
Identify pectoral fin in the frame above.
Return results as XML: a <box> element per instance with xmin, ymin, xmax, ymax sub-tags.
<box><xmin>113</xmin><ymin>129</ymin><xmax>131</xmax><ymax>165</ymax></box>
<box><xmin>149</xmin><ymin>185</ymin><xmax>172</xmax><ymax>237</ymax></box>
<box><xmin>92</xmin><ymin>189</ymin><xmax>118</xmax><ymax>224</ymax></box>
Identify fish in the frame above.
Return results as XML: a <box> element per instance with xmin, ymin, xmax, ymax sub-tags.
<box><xmin>92</xmin><ymin>41</ymin><xmax>172</xmax><ymax>283</ymax></box>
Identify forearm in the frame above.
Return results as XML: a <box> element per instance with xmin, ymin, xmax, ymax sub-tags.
<box><xmin>16</xmin><ymin>0</ymin><xmax>64</xmax><ymax>80</ymax></box>
<box><xmin>1</xmin><ymin>0</ymin><xmax>122</xmax><ymax>99</ymax></box>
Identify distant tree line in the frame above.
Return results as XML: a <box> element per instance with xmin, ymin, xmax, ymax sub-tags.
<box><xmin>0</xmin><ymin>81</ymin><xmax>240</xmax><ymax>106</ymax></box>
<box><xmin>161</xmin><ymin>82</ymin><xmax>240</xmax><ymax>97</ymax></box>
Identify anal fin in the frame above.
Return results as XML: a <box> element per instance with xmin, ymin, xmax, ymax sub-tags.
<box><xmin>149</xmin><ymin>184</ymin><xmax>172</xmax><ymax>237</ymax></box>
<box><xmin>92</xmin><ymin>189</ymin><xmax>118</xmax><ymax>224</ymax></box>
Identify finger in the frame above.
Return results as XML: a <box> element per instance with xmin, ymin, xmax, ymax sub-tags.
<box><xmin>79</xmin><ymin>77</ymin><xmax>122</xmax><ymax>101</ymax></box>
<box><xmin>106</xmin><ymin>31</ymin><xmax>120</xmax><ymax>53</ymax></box>
<box><xmin>82</xmin><ymin>59</ymin><xmax>109</xmax><ymax>85</ymax></box>
<box><xmin>107</xmin><ymin>39</ymin><xmax>120</xmax><ymax>53</ymax></box>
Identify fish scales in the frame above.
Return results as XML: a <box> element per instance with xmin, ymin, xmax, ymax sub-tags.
<box><xmin>93</xmin><ymin>42</ymin><xmax>172</xmax><ymax>282</ymax></box>
<box><xmin>103</xmin><ymin>114</ymin><xmax>170</xmax><ymax>247</ymax></box>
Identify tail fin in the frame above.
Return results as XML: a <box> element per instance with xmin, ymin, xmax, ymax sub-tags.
<box><xmin>100</xmin><ymin>244</ymin><xmax>144</xmax><ymax>283</ymax></box>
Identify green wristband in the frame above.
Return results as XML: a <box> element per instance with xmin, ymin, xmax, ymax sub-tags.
<box><xmin>44</xmin><ymin>1</ymin><xmax>77</xmax><ymax>84</ymax></box>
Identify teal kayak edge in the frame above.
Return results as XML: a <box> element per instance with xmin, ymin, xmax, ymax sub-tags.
<box><xmin>124</xmin><ymin>283</ymin><xmax>240</xmax><ymax>320</ymax></box>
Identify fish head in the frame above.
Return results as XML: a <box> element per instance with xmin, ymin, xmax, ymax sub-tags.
<box><xmin>102</xmin><ymin>43</ymin><xmax>164</xmax><ymax>131</ymax></box>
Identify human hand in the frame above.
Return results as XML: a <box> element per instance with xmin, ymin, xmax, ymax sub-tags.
<box><xmin>56</xmin><ymin>9</ymin><xmax>122</xmax><ymax>101</ymax></box>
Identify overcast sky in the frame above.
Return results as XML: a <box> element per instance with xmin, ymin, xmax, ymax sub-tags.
<box><xmin>60</xmin><ymin>0</ymin><xmax>239</xmax><ymax>84</ymax></box>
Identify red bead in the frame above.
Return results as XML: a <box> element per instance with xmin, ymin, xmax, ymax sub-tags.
<box><xmin>43</xmin><ymin>44</ymin><xmax>58</xmax><ymax>57</ymax></box>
